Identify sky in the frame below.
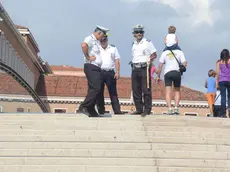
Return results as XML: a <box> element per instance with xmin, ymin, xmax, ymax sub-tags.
<box><xmin>1</xmin><ymin>0</ymin><xmax>230</xmax><ymax>92</ymax></box>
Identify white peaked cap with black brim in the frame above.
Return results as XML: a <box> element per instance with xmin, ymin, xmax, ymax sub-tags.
<box><xmin>96</xmin><ymin>25</ymin><xmax>110</xmax><ymax>34</ymax></box>
<box><xmin>133</xmin><ymin>24</ymin><xmax>144</xmax><ymax>32</ymax></box>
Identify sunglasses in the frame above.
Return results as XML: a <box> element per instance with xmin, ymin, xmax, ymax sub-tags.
<box><xmin>134</xmin><ymin>31</ymin><xmax>144</xmax><ymax>34</ymax></box>
<box><xmin>101</xmin><ymin>38</ymin><xmax>108</xmax><ymax>42</ymax></box>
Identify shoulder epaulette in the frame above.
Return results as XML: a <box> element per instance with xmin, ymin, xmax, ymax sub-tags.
<box><xmin>146</xmin><ymin>39</ymin><xmax>151</xmax><ymax>42</ymax></box>
<box><xmin>110</xmin><ymin>44</ymin><xmax>115</xmax><ymax>47</ymax></box>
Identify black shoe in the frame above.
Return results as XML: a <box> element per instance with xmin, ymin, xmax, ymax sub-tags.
<box><xmin>77</xmin><ymin>106</ymin><xmax>90</xmax><ymax>116</ymax></box>
<box><xmin>114</xmin><ymin>111</ymin><xmax>125</xmax><ymax>115</ymax></box>
<box><xmin>88</xmin><ymin>108</ymin><xmax>99</xmax><ymax>117</ymax></box>
<box><xmin>131</xmin><ymin>111</ymin><xmax>143</xmax><ymax>115</ymax></box>
<box><xmin>141</xmin><ymin>112</ymin><xmax>150</xmax><ymax>117</ymax></box>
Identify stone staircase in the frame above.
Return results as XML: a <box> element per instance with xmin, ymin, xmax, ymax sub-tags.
<box><xmin>0</xmin><ymin>114</ymin><xmax>230</xmax><ymax>172</ymax></box>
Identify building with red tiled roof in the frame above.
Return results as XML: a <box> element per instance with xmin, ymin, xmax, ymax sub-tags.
<box><xmin>0</xmin><ymin>66</ymin><xmax>210</xmax><ymax>116</ymax></box>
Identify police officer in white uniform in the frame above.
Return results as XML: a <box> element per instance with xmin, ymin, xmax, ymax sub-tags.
<box><xmin>77</xmin><ymin>25</ymin><xmax>109</xmax><ymax>117</ymax></box>
<box><xmin>131</xmin><ymin>24</ymin><xmax>157</xmax><ymax>116</ymax></box>
<box><xmin>96</xmin><ymin>34</ymin><xmax>123</xmax><ymax>114</ymax></box>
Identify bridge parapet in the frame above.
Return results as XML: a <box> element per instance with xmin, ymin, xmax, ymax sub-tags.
<box><xmin>0</xmin><ymin>31</ymin><xmax>34</xmax><ymax>89</ymax></box>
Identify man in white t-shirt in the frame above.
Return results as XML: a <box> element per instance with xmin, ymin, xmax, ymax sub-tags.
<box><xmin>157</xmin><ymin>34</ymin><xmax>187</xmax><ymax>115</ymax></box>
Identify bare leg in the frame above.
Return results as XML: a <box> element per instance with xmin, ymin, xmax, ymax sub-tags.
<box><xmin>174</xmin><ymin>87</ymin><xmax>180</xmax><ymax>107</ymax></box>
<box><xmin>165</xmin><ymin>86</ymin><xmax>172</xmax><ymax>108</ymax></box>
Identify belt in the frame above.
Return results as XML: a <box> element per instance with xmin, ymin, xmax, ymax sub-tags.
<box><xmin>132</xmin><ymin>62</ymin><xmax>147</xmax><ymax>68</ymax></box>
<box><xmin>102</xmin><ymin>68</ymin><xmax>114</xmax><ymax>72</ymax></box>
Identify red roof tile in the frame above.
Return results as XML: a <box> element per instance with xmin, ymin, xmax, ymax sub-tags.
<box><xmin>0</xmin><ymin>74</ymin><xmax>29</xmax><ymax>95</ymax></box>
<box><xmin>50</xmin><ymin>65</ymin><xmax>83</xmax><ymax>72</ymax></box>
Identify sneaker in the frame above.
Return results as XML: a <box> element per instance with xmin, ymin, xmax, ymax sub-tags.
<box><xmin>209</xmin><ymin>114</ymin><xmax>214</xmax><ymax>117</ymax></box>
<box><xmin>131</xmin><ymin>111</ymin><xmax>143</xmax><ymax>115</ymax></box>
<box><xmin>167</xmin><ymin>109</ymin><xmax>173</xmax><ymax>115</ymax></box>
<box><xmin>174</xmin><ymin>108</ymin><xmax>180</xmax><ymax>115</ymax></box>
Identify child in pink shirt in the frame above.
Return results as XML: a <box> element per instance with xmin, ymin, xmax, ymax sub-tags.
<box><xmin>151</xmin><ymin>64</ymin><xmax>158</xmax><ymax>79</ymax></box>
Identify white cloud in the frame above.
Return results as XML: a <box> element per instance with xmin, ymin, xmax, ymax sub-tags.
<box><xmin>121</xmin><ymin>0</ymin><xmax>221</xmax><ymax>26</ymax></box>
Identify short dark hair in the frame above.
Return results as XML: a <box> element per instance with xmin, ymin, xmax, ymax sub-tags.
<box><xmin>168</xmin><ymin>26</ymin><xmax>176</xmax><ymax>34</ymax></box>
<box><xmin>208</xmin><ymin>69</ymin><xmax>216</xmax><ymax>77</ymax></box>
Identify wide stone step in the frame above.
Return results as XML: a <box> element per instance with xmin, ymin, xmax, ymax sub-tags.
<box><xmin>0</xmin><ymin>165</ymin><xmax>229</xmax><ymax>172</ymax></box>
<box><xmin>0</xmin><ymin>122</ymin><xmax>144</xmax><ymax>130</ymax></box>
<box><xmin>1</xmin><ymin>157</ymin><xmax>230</xmax><ymax>167</ymax></box>
<box><xmin>0</xmin><ymin>149</ymin><xmax>228</xmax><ymax>159</ymax></box>
<box><xmin>0</xmin><ymin>157</ymin><xmax>155</xmax><ymax>166</ymax></box>
<box><xmin>145</xmin><ymin>126</ymin><xmax>230</xmax><ymax>132</ymax></box>
<box><xmin>0</xmin><ymin>165</ymin><xmax>157</xmax><ymax>172</ymax></box>
<box><xmin>2</xmin><ymin>142</ymin><xmax>230</xmax><ymax>152</ymax></box>
<box><xmin>0</xmin><ymin>142</ymin><xmax>151</xmax><ymax>150</ymax></box>
<box><xmin>156</xmin><ymin>159</ymin><xmax>230</xmax><ymax>168</ymax></box>
<box><xmin>0</xmin><ymin>130</ymin><xmax>146</xmax><ymax>137</ymax></box>
<box><xmin>158</xmin><ymin>167</ymin><xmax>230</xmax><ymax>172</ymax></box>
<box><xmin>0</xmin><ymin>135</ymin><xmax>149</xmax><ymax>142</ymax></box>
<box><xmin>0</xmin><ymin>135</ymin><xmax>229</xmax><ymax>145</ymax></box>
<box><xmin>1</xmin><ymin>166</ymin><xmax>230</xmax><ymax>172</ymax></box>
<box><xmin>147</xmin><ymin>131</ymin><xmax>230</xmax><ymax>138</ymax></box>
<box><xmin>0</xmin><ymin>130</ymin><xmax>230</xmax><ymax>139</ymax></box>
<box><xmin>0</xmin><ymin>114</ymin><xmax>227</xmax><ymax>121</ymax></box>
<box><xmin>1</xmin><ymin>114</ymin><xmax>230</xmax><ymax>123</ymax></box>
<box><xmin>0</xmin><ymin>120</ymin><xmax>229</xmax><ymax>129</ymax></box>
<box><xmin>0</xmin><ymin>122</ymin><xmax>229</xmax><ymax>131</ymax></box>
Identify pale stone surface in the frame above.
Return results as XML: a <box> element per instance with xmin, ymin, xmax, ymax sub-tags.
<box><xmin>0</xmin><ymin>165</ymin><xmax>157</xmax><ymax>172</ymax></box>
<box><xmin>156</xmin><ymin>159</ymin><xmax>230</xmax><ymax>168</ymax></box>
<box><xmin>0</xmin><ymin>113</ymin><xmax>230</xmax><ymax>170</ymax></box>
<box><xmin>0</xmin><ymin>142</ymin><xmax>152</xmax><ymax>150</ymax></box>
<box><xmin>158</xmin><ymin>167</ymin><xmax>230</xmax><ymax>172</ymax></box>
<box><xmin>0</xmin><ymin>157</ymin><xmax>156</xmax><ymax>166</ymax></box>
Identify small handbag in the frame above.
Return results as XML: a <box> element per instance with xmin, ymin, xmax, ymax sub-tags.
<box><xmin>168</xmin><ymin>49</ymin><xmax>186</xmax><ymax>75</ymax></box>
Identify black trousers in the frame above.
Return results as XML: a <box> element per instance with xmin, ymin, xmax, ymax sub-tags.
<box><xmin>132</xmin><ymin>66</ymin><xmax>152</xmax><ymax>113</ymax></box>
<box><xmin>81</xmin><ymin>63</ymin><xmax>102</xmax><ymax>110</ymax></box>
<box><xmin>96</xmin><ymin>70</ymin><xmax>121</xmax><ymax>114</ymax></box>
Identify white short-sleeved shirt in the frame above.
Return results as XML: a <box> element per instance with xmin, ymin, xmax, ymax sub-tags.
<box><xmin>165</xmin><ymin>34</ymin><xmax>177</xmax><ymax>47</ymax></box>
<box><xmin>132</xmin><ymin>38</ymin><xmax>157</xmax><ymax>63</ymax></box>
<box><xmin>100</xmin><ymin>45</ymin><xmax>120</xmax><ymax>70</ymax></box>
<box><xmin>159</xmin><ymin>49</ymin><xmax>186</xmax><ymax>75</ymax></box>
<box><xmin>83</xmin><ymin>34</ymin><xmax>102</xmax><ymax>67</ymax></box>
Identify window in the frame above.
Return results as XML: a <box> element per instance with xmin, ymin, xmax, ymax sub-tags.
<box><xmin>17</xmin><ymin>108</ymin><xmax>24</xmax><ymax>112</ymax></box>
<box><xmin>0</xmin><ymin>106</ymin><xmax>2</xmax><ymax>113</ymax></box>
<box><xmin>184</xmin><ymin>112</ymin><xmax>198</xmax><ymax>116</ymax></box>
<box><xmin>27</xmin><ymin>108</ymin><xmax>31</xmax><ymax>113</ymax></box>
<box><xmin>54</xmin><ymin>109</ymin><xmax>67</xmax><ymax>113</ymax></box>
